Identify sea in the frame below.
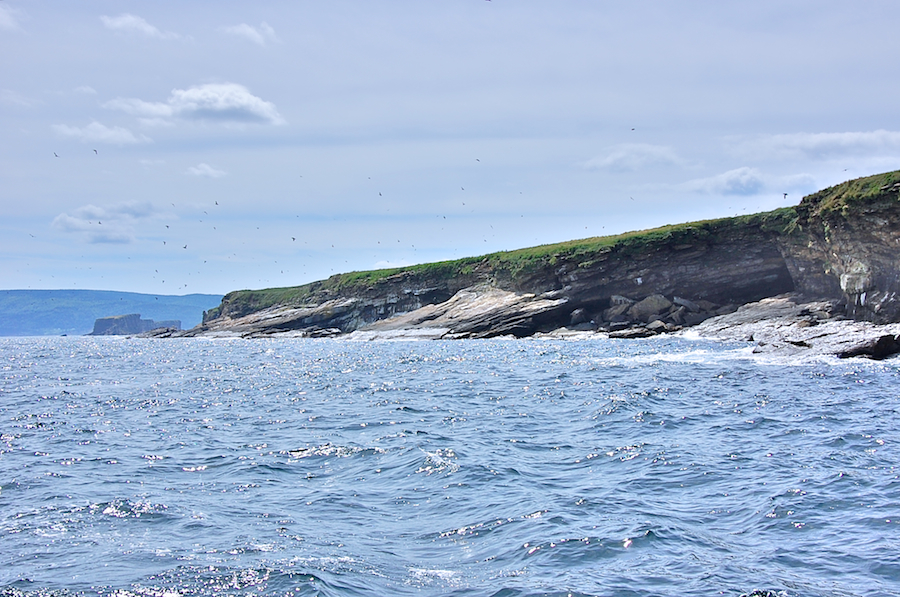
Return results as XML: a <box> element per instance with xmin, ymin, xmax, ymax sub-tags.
<box><xmin>1</xmin><ymin>335</ymin><xmax>898</xmax><ymax>597</ymax></box>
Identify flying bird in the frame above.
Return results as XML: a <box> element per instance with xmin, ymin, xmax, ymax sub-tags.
<box><xmin>783</xmin><ymin>193</ymin><xmax>788</xmax><ymax>199</ymax></box>
<box><xmin>93</xmin><ymin>149</ymin><xmax>97</xmax><ymax>154</ymax></box>
<box><xmin>54</xmin><ymin>152</ymin><xmax>59</xmax><ymax>158</ymax></box>
<box><xmin>183</xmin><ymin>245</ymin><xmax>187</xmax><ymax>249</ymax></box>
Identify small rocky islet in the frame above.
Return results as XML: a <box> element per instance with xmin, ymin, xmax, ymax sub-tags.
<box><xmin>151</xmin><ymin>170</ymin><xmax>900</xmax><ymax>359</ymax></box>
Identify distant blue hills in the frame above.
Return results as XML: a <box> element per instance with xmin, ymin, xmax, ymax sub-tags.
<box><xmin>0</xmin><ymin>290</ymin><xmax>223</xmax><ymax>336</ymax></box>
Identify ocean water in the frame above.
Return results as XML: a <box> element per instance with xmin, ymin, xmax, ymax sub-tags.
<box><xmin>1</xmin><ymin>336</ymin><xmax>898</xmax><ymax>597</ymax></box>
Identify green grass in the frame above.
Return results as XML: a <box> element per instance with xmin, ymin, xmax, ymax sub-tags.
<box><xmin>800</xmin><ymin>170</ymin><xmax>900</xmax><ymax>219</ymax></box>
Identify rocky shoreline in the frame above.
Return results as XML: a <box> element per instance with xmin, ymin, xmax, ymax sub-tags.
<box><xmin>143</xmin><ymin>291</ymin><xmax>900</xmax><ymax>360</ymax></box>
<box><xmin>147</xmin><ymin>171</ymin><xmax>900</xmax><ymax>360</ymax></box>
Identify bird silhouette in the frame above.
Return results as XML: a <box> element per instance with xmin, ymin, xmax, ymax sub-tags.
<box><xmin>93</xmin><ymin>149</ymin><xmax>97</xmax><ymax>154</ymax></box>
<box><xmin>54</xmin><ymin>152</ymin><xmax>59</xmax><ymax>158</ymax></box>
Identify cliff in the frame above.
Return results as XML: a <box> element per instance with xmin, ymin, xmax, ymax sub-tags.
<box><xmin>172</xmin><ymin>170</ymin><xmax>900</xmax><ymax>343</ymax></box>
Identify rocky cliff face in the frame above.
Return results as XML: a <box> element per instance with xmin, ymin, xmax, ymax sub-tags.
<box><xmin>783</xmin><ymin>173</ymin><xmax>900</xmax><ymax>322</ymax></box>
<box><xmin>176</xmin><ymin>170</ymin><xmax>900</xmax><ymax>339</ymax></box>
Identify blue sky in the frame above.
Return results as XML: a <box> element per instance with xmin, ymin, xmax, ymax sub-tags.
<box><xmin>3</xmin><ymin>1</ymin><xmax>900</xmax><ymax>295</ymax></box>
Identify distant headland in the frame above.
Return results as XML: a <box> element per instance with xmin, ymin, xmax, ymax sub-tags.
<box><xmin>0</xmin><ymin>290</ymin><xmax>223</xmax><ymax>336</ymax></box>
<box><xmin>153</xmin><ymin>171</ymin><xmax>900</xmax><ymax>358</ymax></box>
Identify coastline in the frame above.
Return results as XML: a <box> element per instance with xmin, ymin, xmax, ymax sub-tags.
<box><xmin>145</xmin><ymin>170</ymin><xmax>900</xmax><ymax>360</ymax></box>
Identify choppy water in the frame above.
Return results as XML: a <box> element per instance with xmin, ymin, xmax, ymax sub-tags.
<box><xmin>1</xmin><ymin>336</ymin><xmax>898</xmax><ymax>597</ymax></box>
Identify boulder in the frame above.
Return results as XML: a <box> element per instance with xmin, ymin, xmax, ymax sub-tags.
<box><xmin>609</xmin><ymin>326</ymin><xmax>655</xmax><ymax>338</ymax></box>
<box><xmin>603</xmin><ymin>303</ymin><xmax>632</xmax><ymax>322</ymax></box>
<box><xmin>628</xmin><ymin>294</ymin><xmax>673</xmax><ymax>322</ymax></box>
<box><xmin>646</xmin><ymin>319</ymin><xmax>669</xmax><ymax>332</ymax></box>
<box><xmin>569</xmin><ymin>308</ymin><xmax>590</xmax><ymax>325</ymax></box>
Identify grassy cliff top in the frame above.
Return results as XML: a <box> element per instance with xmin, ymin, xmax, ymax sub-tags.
<box><xmin>799</xmin><ymin>169</ymin><xmax>900</xmax><ymax>219</ymax></box>
<box><xmin>209</xmin><ymin>204</ymin><xmax>797</xmax><ymax>320</ymax></box>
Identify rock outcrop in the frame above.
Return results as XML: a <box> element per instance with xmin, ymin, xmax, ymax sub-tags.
<box><xmin>161</xmin><ymin>170</ymin><xmax>900</xmax><ymax>357</ymax></box>
<box><xmin>90</xmin><ymin>314</ymin><xmax>181</xmax><ymax>335</ymax></box>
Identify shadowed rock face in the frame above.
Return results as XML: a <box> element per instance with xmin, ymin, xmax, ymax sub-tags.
<box><xmin>174</xmin><ymin>171</ymin><xmax>900</xmax><ymax>340</ymax></box>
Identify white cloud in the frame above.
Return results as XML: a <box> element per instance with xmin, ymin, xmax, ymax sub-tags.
<box><xmin>736</xmin><ymin>130</ymin><xmax>900</xmax><ymax>160</ymax></box>
<box><xmin>51</xmin><ymin>201</ymin><xmax>157</xmax><ymax>244</ymax></box>
<box><xmin>582</xmin><ymin>144</ymin><xmax>682</xmax><ymax>172</ymax></box>
<box><xmin>0</xmin><ymin>5</ymin><xmax>21</xmax><ymax>31</ymax></box>
<box><xmin>100</xmin><ymin>14</ymin><xmax>179</xmax><ymax>40</ymax></box>
<box><xmin>1</xmin><ymin>89</ymin><xmax>30</xmax><ymax>107</ymax></box>
<box><xmin>221</xmin><ymin>22</ymin><xmax>279</xmax><ymax>46</ymax></box>
<box><xmin>74</xmin><ymin>85</ymin><xmax>97</xmax><ymax>95</ymax></box>
<box><xmin>53</xmin><ymin>121</ymin><xmax>151</xmax><ymax>145</ymax></box>
<box><xmin>684</xmin><ymin>167</ymin><xmax>766</xmax><ymax>196</ymax></box>
<box><xmin>187</xmin><ymin>163</ymin><xmax>227</xmax><ymax>178</ymax></box>
<box><xmin>104</xmin><ymin>83</ymin><xmax>285</xmax><ymax>125</ymax></box>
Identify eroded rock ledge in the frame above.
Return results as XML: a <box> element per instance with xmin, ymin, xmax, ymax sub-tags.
<box><xmin>152</xmin><ymin>171</ymin><xmax>900</xmax><ymax>358</ymax></box>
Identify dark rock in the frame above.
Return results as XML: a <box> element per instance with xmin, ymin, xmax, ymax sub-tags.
<box><xmin>837</xmin><ymin>334</ymin><xmax>900</xmax><ymax>360</ymax></box>
<box><xmin>683</xmin><ymin>312</ymin><xmax>712</xmax><ymax>326</ymax></box>
<box><xmin>569</xmin><ymin>308</ymin><xmax>589</xmax><ymax>325</ymax></box>
<box><xmin>628</xmin><ymin>294</ymin><xmax>673</xmax><ymax>322</ymax></box>
<box><xmin>609</xmin><ymin>326</ymin><xmax>656</xmax><ymax>339</ymax></box>
<box><xmin>646</xmin><ymin>319</ymin><xmax>669</xmax><ymax>332</ymax></box>
<box><xmin>673</xmin><ymin>296</ymin><xmax>700</xmax><ymax>312</ymax></box>
<box><xmin>603</xmin><ymin>303</ymin><xmax>632</xmax><ymax>321</ymax></box>
<box><xmin>666</xmin><ymin>305</ymin><xmax>686</xmax><ymax>325</ymax></box>
<box><xmin>695</xmin><ymin>299</ymin><xmax>719</xmax><ymax>312</ymax></box>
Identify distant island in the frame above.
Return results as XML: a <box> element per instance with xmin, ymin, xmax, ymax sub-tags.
<box><xmin>89</xmin><ymin>314</ymin><xmax>181</xmax><ymax>336</ymax></box>
<box><xmin>154</xmin><ymin>170</ymin><xmax>900</xmax><ymax>358</ymax></box>
<box><xmin>0</xmin><ymin>290</ymin><xmax>222</xmax><ymax>336</ymax></box>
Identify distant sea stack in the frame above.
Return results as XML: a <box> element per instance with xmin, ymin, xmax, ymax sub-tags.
<box><xmin>158</xmin><ymin>170</ymin><xmax>900</xmax><ymax>354</ymax></box>
<box><xmin>89</xmin><ymin>314</ymin><xmax>181</xmax><ymax>336</ymax></box>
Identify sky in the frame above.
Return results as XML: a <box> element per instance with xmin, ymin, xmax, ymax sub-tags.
<box><xmin>3</xmin><ymin>1</ymin><xmax>900</xmax><ymax>296</ymax></box>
